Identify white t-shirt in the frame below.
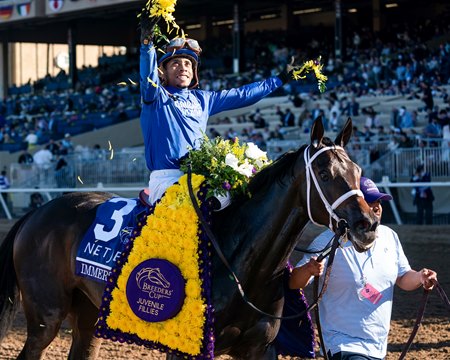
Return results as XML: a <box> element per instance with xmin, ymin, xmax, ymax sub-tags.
<box><xmin>297</xmin><ymin>226</ymin><xmax>411</xmax><ymax>358</ymax></box>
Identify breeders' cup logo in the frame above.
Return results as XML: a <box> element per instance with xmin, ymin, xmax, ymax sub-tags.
<box><xmin>136</xmin><ymin>267</ymin><xmax>172</xmax><ymax>299</ymax></box>
<box><xmin>126</xmin><ymin>258</ymin><xmax>185</xmax><ymax>322</ymax></box>
<box><xmin>119</xmin><ymin>227</ymin><xmax>133</xmax><ymax>245</ymax></box>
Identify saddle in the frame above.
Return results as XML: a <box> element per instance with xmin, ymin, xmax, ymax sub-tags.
<box><xmin>138</xmin><ymin>188</ymin><xmax>152</xmax><ymax>208</ymax></box>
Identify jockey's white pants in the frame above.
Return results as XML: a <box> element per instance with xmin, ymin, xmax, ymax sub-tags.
<box><xmin>148</xmin><ymin>169</ymin><xmax>183</xmax><ymax>205</ymax></box>
<box><xmin>148</xmin><ymin>169</ymin><xmax>231</xmax><ymax>210</ymax></box>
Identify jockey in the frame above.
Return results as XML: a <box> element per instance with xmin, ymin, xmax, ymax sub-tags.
<box><xmin>139</xmin><ymin>13</ymin><xmax>294</xmax><ymax>209</ymax></box>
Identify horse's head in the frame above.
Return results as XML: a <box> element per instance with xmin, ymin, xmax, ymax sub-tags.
<box><xmin>302</xmin><ymin>117</ymin><xmax>378</xmax><ymax>252</ymax></box>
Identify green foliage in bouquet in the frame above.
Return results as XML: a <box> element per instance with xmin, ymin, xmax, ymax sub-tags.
<box><xmin>180</xmin><ymin>136</ymin><xmax>272</xmax><ymax>199</ymax></box>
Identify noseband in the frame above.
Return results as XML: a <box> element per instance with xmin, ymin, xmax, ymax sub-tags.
<box><xmin>304</xmin><ymin>145</ymin><xmax>363</xmax><ymax>230</ymax></box>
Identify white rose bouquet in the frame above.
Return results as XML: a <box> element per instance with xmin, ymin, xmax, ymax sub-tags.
<box><xmin>180</xmin><ymin>136</ymin><xmax>271</xmax><ymax>199</ymax></box>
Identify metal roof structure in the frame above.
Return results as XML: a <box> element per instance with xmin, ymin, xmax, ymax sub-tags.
<box><xmin>0</xmin><ymin>0</ymin><xmax>447</xmax><ymax>46</ymax></box>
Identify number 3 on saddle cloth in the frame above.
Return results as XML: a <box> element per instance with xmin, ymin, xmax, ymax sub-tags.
<box><xmin>75</xmin><ymin>193</ymin><xmax>150</xmax><ymax>284</ymax></box>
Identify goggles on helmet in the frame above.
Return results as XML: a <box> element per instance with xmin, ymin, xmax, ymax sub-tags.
<box><xmin>165</xmin><ymin>37</ymin><xmax>202</xmax><ymax>55</ymax></box>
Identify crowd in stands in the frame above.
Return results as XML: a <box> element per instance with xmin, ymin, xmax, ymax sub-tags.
<box><xmin>1</xmin><ymin>12</ymin><xmax>450</xmax><ymax>178</ymax></box>
<box><xmin>0</xmin><ymin>54</ymin><xmax>141</xmax><ymax>153</ymax></box>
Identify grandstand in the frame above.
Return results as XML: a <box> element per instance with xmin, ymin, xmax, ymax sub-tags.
<box><xmin>0</xmin><ymin>0</ymin><xmax>449</xmax><ymax>224</ymax></box>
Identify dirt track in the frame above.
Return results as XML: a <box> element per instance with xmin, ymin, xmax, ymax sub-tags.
<box><xmin>0</xmin><ymin>222</ymin><xmax>449</xmax><ymax>359</ymax></box>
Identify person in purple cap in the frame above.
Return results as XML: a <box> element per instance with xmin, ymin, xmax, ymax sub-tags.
<box><xmin>139</xmin><ymin>12</ymin><xmax>294</xmax><ymax>209</ymax></box>
<box><xmin>289</xmin><ymin>176</ymin><xmax>437</xmax><ymax>360</ymax></box>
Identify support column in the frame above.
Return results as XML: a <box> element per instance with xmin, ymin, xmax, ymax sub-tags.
<box><xmin>372</xmin><ymin>0</ymin><xmax>381</xmax><ymax>33</ymax></box>
<box><xmin>0</xmin><ymin>41</ymin><xmax>7</xmax><ymax>98</ymax></box>
<box><xmin>232</xmin><ymin>0</ymin><xmax>243</xmax><ymax>74</ymax></box>
<box><xmin>334</xmin><ymin>0</ymin><xmax>343</xmax><ymax>61</ymax></box>
<box><xmin>280</xmin><ymin>1</ymin><xmax>293</xmax><ymax>32</ymax></box>
<box><xmin>198</xmin><ymin>15</ymin><xmax>210</xmax><ymax>41</ymax></box>
<box><xmin>68</xmin><ymin>25</ymin><xmax>78</xmax><ymax>87</ymax></box>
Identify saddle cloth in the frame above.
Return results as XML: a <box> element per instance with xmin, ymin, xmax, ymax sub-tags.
<box><xmin>75</xmin><ymin>197</ymin><xmax>149</xmax><ymax>283</ymax></box>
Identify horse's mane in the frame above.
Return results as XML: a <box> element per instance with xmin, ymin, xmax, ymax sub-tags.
<box><xmin>247</xmin><ymin>144</ymin><xmax>307</xmax><ymax>195</ymax></box>
<box><xmin>247</xmin><ymin>137</ymin><xmax>337</xmax><ymax>195</ymax></box>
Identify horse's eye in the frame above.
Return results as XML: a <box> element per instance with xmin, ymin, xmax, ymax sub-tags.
<box><xmin>319</xmin><ymin>171</ymin><xmax>329</xmax><ymax>181</ymax></box>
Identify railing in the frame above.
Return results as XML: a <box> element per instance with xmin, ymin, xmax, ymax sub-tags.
<box><xmin>375</xmin><ymin>179</ymin><xmax>450</xmax><ymax>225</ymax></box>
<box><xmin>266</xmin><ymin>139</ymin><xmax>372</xmax><ymax>168</ymax></box>
<box><xmin>11</xmin><ymin>150</ymin><xmax>148</xmax><ymax>189</ymax></box>
<box><xmin>366</xmin><ymin>147</ymin><xmax>450</xmax><ymax>182</ymax></box>
<box><xmin>0</xmin><ymin>180</ymin><xmax>449</xmax><ymax>225</ymax></box>
<box><xmin>0</xmin><ymin>186</ymin><xmax>144</xmax><ymax>220</ymax></box>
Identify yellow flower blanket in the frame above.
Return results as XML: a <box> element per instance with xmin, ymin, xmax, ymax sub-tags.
<box><xmin>96</xmin><ymin>174</ymin><xmax>215</xmax><ymax>359</ymax></box>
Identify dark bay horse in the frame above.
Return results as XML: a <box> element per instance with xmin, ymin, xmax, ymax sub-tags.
<box><xmin>0</xmin><ymin>118</ymin><xmax>378</xmax><ymax>359</ymax></box>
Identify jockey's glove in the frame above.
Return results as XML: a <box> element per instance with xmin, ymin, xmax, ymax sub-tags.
<box><xmin>139</xmin><ymin>9</ymin><xmax>159</xmax><ymax>45</ymax></box>
<box><xmin>277</xmin><ymin>57</ymin><xmax>296</xmax><ymax>84</ymax></box>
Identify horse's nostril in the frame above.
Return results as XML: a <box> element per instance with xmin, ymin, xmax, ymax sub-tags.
<box><xmin>370</xmin><ymin>221</ymin><xmax>379</xmax><ymax>232</ymax></box>
<box><xmin>355</xmin><ymin>220</ymin><xmax>370</xmax><ymax>232</ymax></box>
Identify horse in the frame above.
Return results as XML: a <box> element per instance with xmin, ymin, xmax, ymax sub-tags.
<box><xmin>0</xmin><ymin>118</ymin><xmax>379</xmax><ymax>360</ymax></box>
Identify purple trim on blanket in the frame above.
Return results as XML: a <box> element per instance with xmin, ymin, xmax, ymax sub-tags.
<box><xmin>274</xmin><ymin>264</ymin><xmax>316</xmax><ymax>358</ymax></box>
<box><xmin>95</xmin><ymin>183</ymin><xmax>215</xmax><ymax>359</ymax></box>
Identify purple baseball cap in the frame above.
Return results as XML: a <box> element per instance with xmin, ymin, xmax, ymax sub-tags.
<box><xmin>360</xmin><ymin>176</ymin><xmax>393</xmax><ymax>203</ymax></box>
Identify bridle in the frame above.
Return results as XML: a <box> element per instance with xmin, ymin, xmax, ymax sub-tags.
<box><xmin>304</xmin><ymin>144</ymin><xmax>363</xmax><ymax>230</ymax></box>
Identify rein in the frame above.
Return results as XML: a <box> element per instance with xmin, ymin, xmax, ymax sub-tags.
<box><xmin>187</xmin><ymin>163</ymin><xmax>347</xmax><ymax>320</ymax></box>
<box><xmin>398</xmin><ymin>279</ymin><xmax>450</xmax><ymax>360</ymax></box>
<box><xmin>187</xmin><ymin>167</ymin><xmax>311</xmax><ymax>320</ymax></box>
<box><xmin>185</xmin><ymin>143</ymin><xmax>360</xmax><ymax>320</ymax></box>
<box><xmin>313</xmin><ymin>222</ymin><xmax>349</xmax><ymax>360</ymax></box>
<box><xmin>313</xmin><ymin>262</ymin><xmax>450</xmax><ymax>360</ymax></box>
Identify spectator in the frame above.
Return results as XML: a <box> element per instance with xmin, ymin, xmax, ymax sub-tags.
<box><xmin>344</xmin><ymin>95</ymin><xmax>360</xmax><ymax>117</ymax></box>
<box><xmin>411</xmin><ymin>164</ymin><xmax>434</xmax><ymax>225</ymax></box>
<box><xmin>420</xmin><ymin>81</ymin><xmax>434</xmax><ymax>111</ymax></box>
<box><xmin>390</xmin><ymin>107</ymin><xmax>400</xmax><ymax>129</ymax></box>
<box><xmin>45</xmin><ymin>139</ymin><xmax>61</xmax><ymax>156</ymax></box>
<box><xmin>55</xmin><ymin>153</ymin><xmax>74</xmax><ymax>190</ymax></box>
<box><xmin>18</xmin><ymin>150</ymin><xmax>34</xmax><ymax>165</ymax></box>
<box><xmin>24</xmin><ymin>130</ymin><xmax>38</xmax><ymax>150</ymax></box>
<box><xmin>289</xmin><ymin>176</ymin><xmax>438</xmax><ymax>360</ymax></box>
<box><xmin>397</xmin><ymin>131</ymin><xmax>414</xmax><ymax>148</ymax></box>
<box><xmin>437</xmin><ymin>109</ymin><xmax>450</xmax><ymax>129</ymax></box>
<box><xmin>311</xmin><ymin>103</ymin><xmax>322</xmax><ymax>120</ymax></box>
<box><xmin>29</xmin><ymin>191</ymin><xmax>45</xmax><ymax>210</ymax></box>
<box><xmin>282</xmin><ymin>108</ymin><xmax>295</xmax><ymax>127</ymax></box>
<box><xmin>252</xmin><ymin>113</ymin><xmax>267</xmax><ymax>129</ymax></box>
<box><xmin>60</xmin><ymin>133</ymin><xmax>74</xmax><ymax>154</ymax></box>
<box><xmin>363</xmin><ymin>107</ymin><xmax>380</xmax><ymax>129</ymax></box>
<box><xmin>275</xmin><ymin>106</ymin><xmax>284</xmax><ymax>124</ymax></box>
<box><xmin>298</xmin><ymin>109</ymin><xmax>313</xmax><ymax>129</ymax></box>
<box><xmin>33</xmin><ymin>147</ymin><xmax>54</xmax><ymax>185</ymax></box>
<box><xmin>267</xmin><ymin>127</ymin><xmax>284</xmax><ymax>141</ymax></box>
<box><xmin>398</xmin><ymin>106</ymin><xmax>414</xmax><ymax>129</ymax></box>
<box><xmin>329</xmin><ymin>111</ymin><xmax>340</xmax><ymax>132</ymax></box>
<box><xmin>361</xmin><ymin>126</ymin><xmax>375</xmax><ymax>141</ymax></box>
<box><xmin>33</xmin><ymin>148</ymin><xmax>53</xmax><ymax>168</ymax></box>
<box><xmin>290</xmin><ymin>93</ymin><xmax>303</xmax><ymax>108</ymax></box>
<box><xmin>422</xmin><ymin>117</ymin><xmax>442</xmax><ymax>138</ymax></box>
<box><xmin>0</xmin><ymin>169</ymin><xmax>10</xmax><ymax>217</ymax></box>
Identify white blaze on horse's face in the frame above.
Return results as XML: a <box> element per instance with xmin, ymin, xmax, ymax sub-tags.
<box><xmin>305</xmin><ymin>144</ymin><xmax>378</xmax><ymax>252</ymax></box>
<box><xmin>305</xmin><ymin>144</ymin><xmax>363</xmax><ymax>229</ymax></box>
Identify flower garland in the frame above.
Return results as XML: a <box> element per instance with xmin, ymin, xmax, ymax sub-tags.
<box><xmin>139</xmin><ymin>0</ymin><xmax>180</xmax><ymax>38</ymax></box>
<box><xmin>96</xmin><ymin>174</ymin><xmax>215</xmax><ymax>358</ymax></box>
<box><xmin>291</xmin><ymin>56</ymin><xmax>328</xmax><ymax>93</ymax></box>
<box><xmin>180</xmin><ymin>136</ymin><xmax>271</xmax><ymax>199</ymax></box>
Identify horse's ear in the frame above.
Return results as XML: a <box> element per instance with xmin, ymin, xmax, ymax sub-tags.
<box><xmin>334</xmin><ymin>117</ymin><xmax>353</xmax><ymax>147</ymax></box>
<box><xmin>310</xmin><ymin>116</ymin><xmax>324</xmax><ymax>148</ymax></box>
